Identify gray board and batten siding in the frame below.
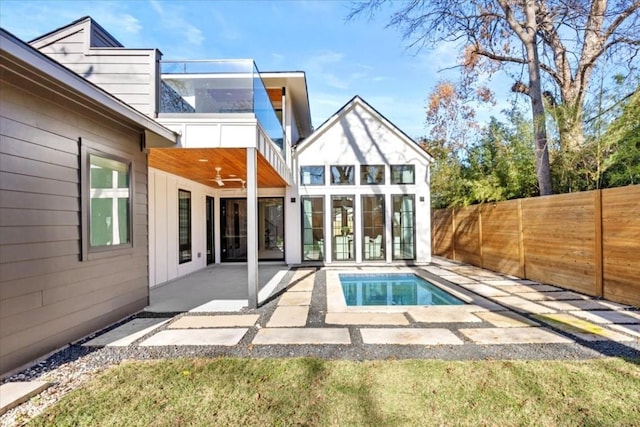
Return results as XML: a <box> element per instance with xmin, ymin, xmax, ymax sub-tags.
<box><xmin>0</xmin><ymin>28</ymin><xmax>174</xmax><ymax>375</ymax></box>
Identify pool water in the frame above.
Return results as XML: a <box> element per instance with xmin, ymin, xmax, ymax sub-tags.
<box><xmin>339</xmin><ymin>273</ymin><xmax>464</xmax><ymax>306</ymax></box>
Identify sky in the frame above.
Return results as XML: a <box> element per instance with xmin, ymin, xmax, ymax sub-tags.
<box><xmin>0</xmin><ymin>0</ymin><xmax>511</xmax><ymax>138</ymax></box>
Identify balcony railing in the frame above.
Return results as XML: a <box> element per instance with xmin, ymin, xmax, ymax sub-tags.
<box><xmin>160</xmin><ymin>60</ymin><xmax>285</xmax><ymax>153</ymax></box>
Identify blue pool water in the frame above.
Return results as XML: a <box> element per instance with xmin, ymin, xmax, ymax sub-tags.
<box><xmin>339</xmin><ymin>273</ymin><xmax>464</xmax><ymax>306</ymax></box>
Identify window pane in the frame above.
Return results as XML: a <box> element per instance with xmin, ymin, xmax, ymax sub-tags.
<box><xmin>302</xmin><ymin>196</ymin><xmax>324</xmax><ymax>261</ymax></box>
<box><xmin>392</xmin><ymin>195</ymin><xmax>415</xmax><ymax>260</ymax></box>
<box><xmin>301</xmin><ymin>166</ymin><xmax>324</xmax><ymax>185</ymax></box>
<box><xmin>330</xmin><ymin>166</ymin><xmax>355</xmax><ymax>185</ymax></box>
<box><xmin>89</xmin><ymin>154</ymin><xmax>130</xmax><ymax>248</ymax></box>
<box><xmin>332</xmin><ymin>195</ymin><xmax>354</xmax><ymax>260</ymax></box>
<box><xmin>179</xmin><ymin>189</ymin><xmax>192</xmax><ymax>264</ymax></box>
<box><xmin>362</xmin><ymin>195</ymin><xmax>385</xmax><ymax>260</ymax></box>
<box><xmin>391</xmin><ymin>165</ymin><xmax>415</xmax><ymax>184</ymax></box>
<box><xmin>361</xmin><ymin>165</ymin><xmax>384</xmax><ymax>185</ymax></box>
<box><xmin>259</xmin><ymin>197</ymin><xmax>284</xmax><ymax>260</ymax></box>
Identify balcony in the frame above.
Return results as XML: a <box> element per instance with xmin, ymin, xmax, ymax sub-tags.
<box><xmin>160</xmin><ymin>60</ymin><xmax>285</xmax><ymax>153</ymax></box>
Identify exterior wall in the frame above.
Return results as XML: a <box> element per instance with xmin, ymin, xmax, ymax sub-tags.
<box><xmin>148</xmin><ymin>168</ymin><xmax>286</xmax><ymax>287</ymax></box>
<box><xmin>0</xmin><ymin>80</ymin><xmax>149</xmax><ymax>374</ymax></box>
<box><xmin>292</xmin><ymin>102</ymin><xmax>431</xmax><ymax>265</ymax></box>
<box><xmin>31</xmin><ymin>23</ymin><xmax>160</xmax><ymax>117</ymax></box>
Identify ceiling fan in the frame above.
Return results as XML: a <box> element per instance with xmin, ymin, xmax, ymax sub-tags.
<box><xmin>209</xmin><ymin>167</ymin><xmax>246</xmax><ymax>190</ymax></box>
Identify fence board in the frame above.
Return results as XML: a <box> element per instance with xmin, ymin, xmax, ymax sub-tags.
<box><xmin>480</xmin><ymin>200</ymin><xmax>522</xmax><ymax>276</ymax></box>
<box><xmin>431</xmin><ymin>209</ymin><xmax>454</xmax><ymax>258</ymax></box>
<box><xmin>453</xmin><ymin>206</ymin><xmax>481</xmax><ymax>266</ymax></box>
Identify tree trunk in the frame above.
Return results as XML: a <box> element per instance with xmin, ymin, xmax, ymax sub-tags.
<box><xmin>525</xmin><ymin>36</ymin><xmax>554</xmax><ymax>196</ymax></box>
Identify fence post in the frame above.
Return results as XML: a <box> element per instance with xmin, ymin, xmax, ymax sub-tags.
<box><xmin>451</xmin><ymin>208</ymin><xmax>456</xmax><ymax>261</ymax></box>
<box><xmin>517</xmin><ymin>199</ymin><xmax>526</xmax><ymax>279</ymax></box>
<box><xmin>594</xmin><ymin>190</ymin><xmax>604</xmax><ymax>297</ymax></box>
<box><xmin>478</xmin><ymin>206</ymin><xmax>483</xmax><ymax>268</ymax></box>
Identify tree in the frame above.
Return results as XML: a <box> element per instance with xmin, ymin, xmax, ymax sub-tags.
<box><xmin>349</xmin><ymin>0</ymin><xmax>640</xmax><ymax>196</ymax></box>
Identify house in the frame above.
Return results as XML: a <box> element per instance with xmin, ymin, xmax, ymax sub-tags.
<box><xmin>0</xmin><ymin>27</ymin><xmax>177</xmax><ymax>374</ymax></box>
<box><xmin>0</xmin><ymin>17</ymin><xmax>432</xmax><ymax>374</ymax></box>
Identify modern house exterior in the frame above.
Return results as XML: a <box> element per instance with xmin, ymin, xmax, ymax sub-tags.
<box><xmin>0</xmin><ymin>17</ymin><xmax>432</xmax><ymax>374</ymax></box>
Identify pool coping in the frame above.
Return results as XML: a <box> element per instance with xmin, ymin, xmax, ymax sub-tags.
<box><xmin>325</xmin><ymin>267</ymin><xmax>500</xmax><ymax>314</ymax></box>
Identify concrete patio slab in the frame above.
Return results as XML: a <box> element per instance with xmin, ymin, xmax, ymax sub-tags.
<box><xmin>289</xmin><ymin>277</ymin><xmax>315</xmax><ymax>292</ymax></box>
<box><xmin>609</xmin><ymin>324</ymin><xmax>640</xmax><ymax>338</ymax></box>
<box><xmin>492</xmin><ymin>296</ymin><xmax>557</xmax><ymax>314</ymax></box>
<box><xmin>290</xmin><ymin>268</ymin><xmax>316</xmax><ymax>282</ymax></box>
<box><xmin>407</xmin><ymin>307</ymin><xmax>482</xmax><ymax>323</ymax></box>
<box><xmin>493</xmin><ymin>284</ymin><xmax>562</xmax><ymax>293</ymax></box>
<box><xmin>459</xmin><ymin>327</ymin><xmax>572</xmax><ymax>344</ymax></box>
<box><xmin>267</xmin><ymin>306</ymin><xmax>309</xmax><ymax>327</ymax></box>
<box><xmin>139</xmin><ymin>328</ymin><xmax>248</xmax><ymax>346</ymax></box>
<box><xmin>278</xmin><ymin>291</ymin><xmax>312</xmax><ymax>306</ymax></box>
<box><xmin>189</xmin><ymin>300</ymin><xmax>247</xmax><ymax>313</ymax></box>
<box><xmin>518</xmin><ymin>291</ymin><xmax>591</xmax><ymax>301</ymax></box>
<box><xmin>168</xmin><ymin>315</ymin><xmax>259</xmax><ymax>329</ymax></box>
<box><xmin>325</xmin><ymin>312</ymin><xmax>409</xmax><ymax>325</ymax></box>
<box><xmin>568</xmin><ymin>310</ymin><xmax>640</xmax><ymax>324</ymax></box>
<box><xmin>540</xmin><ymin>300</ymin><xmax>629</xmax><ymax>311</ymax></box>
<box><xmin>533</xmin><ymin>314</ymin><xmax>636</xmax><ymax>342</ymax></box>
<box><xmin>441</xmin><ymin>275</ymin><xmax>480</xmax><ymax>285</ymax></box>
<box><xmin>253</xmin><ymin>328</ymin><xmax>351</xmax><ymax>345</ymax></box>
<box><xmin>360</xmin><ymin>328</ymin><xmax>463</xmax><ymax>345</ymax></box>
<box><xmin>482</xmin><ymin>279</ymin><xmax>522</xmax><ymax>286</ymax></box>
<box><xmin>0</xmin><ymin>381</ymin><xmax>51</xmax><ymax>416</ymax></box>
<box><xmin>82</xmin><ymin>318</ymin><xmax>170</xmax><ymax>347</ymax></box>
<box><xmin>460</xmin><ymin>284</ymin><xmax>511</xmax><ymax>298</ymax></box>
<box><xmin>476</xmin><ymin>311</ymin><xmax>540</xmax><ymax>328</ymax></box>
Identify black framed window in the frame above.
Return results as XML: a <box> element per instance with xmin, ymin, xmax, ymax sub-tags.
<box><xmin>178</xmin><ymin>189</ymin><xmax>192</xmax><ymax>264</ymax></box>
<box><xmin>330</xmin><ymin>165</ymin><xmax>355</xmax><ymax>185</ymax></box>
<box><xmin>300</xmin><ymin>165</ymin><xmax>325</xmax><ymax>185</ymax></box>
<box><xmin>391</xmin><ymin>165</ymin><xmax>415</xmax><ymax>184</ymax></box>
<box><xmin>361</xmin><ymin>165</ymin><xmax>385</xmax><ymax>185</ymax></box>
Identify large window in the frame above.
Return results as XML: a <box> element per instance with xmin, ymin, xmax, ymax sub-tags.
<box><xmin>392</xmin><ymin>195</ymin><xmax>415</xmax><ymax>260</ymax></box>
<box><xmin>332</xmin><ymin>195</ymin><xmax>355</xmax><ymax>260</ymax></box>
<box><xmin>300</xmin><ymin>166</ymin><xmax>325</xmax><ymax>186</ymax></box>
<box><xmin>259</xmin><ymin>197</ymin><xmax>285</xmax><ymax>261</ymax></box>
<box><xmin>362</xmin><ymin>195</ymin><xmax>385</xmax><ymax>260</ymax></box>
<box><xmin>330</xmin><ymin>165</ymin><xmax>355</xmax><ymax>185</ymax></box>
<box><xmin>178</xmin><ymin>189</ymin><xmax>192</xmax><ymax>264</ymax></box>
<box><xmin>361</xmin><ymin>165</ymin><xmax>385</xmax><ymax>185</ymax></box>
<box><xmin>301</xmin><ymin>197</ymin><xmax>324</xmax><ymax>261</ymax></box>
<box><xmin>88</xmin><ymin>153</ymin><xmax>131</xmax><ymax>250</ymax></box>
<box><xmin>391</xmin><ymin>165</ymin><xmax>415</xmax><ymax>184</ymax></box>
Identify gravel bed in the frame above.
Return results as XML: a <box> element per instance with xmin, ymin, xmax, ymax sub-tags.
<box><xmin>2</xmin><ymin>266</ymin><xmax>639</xmax><ymax>426</ymax></box>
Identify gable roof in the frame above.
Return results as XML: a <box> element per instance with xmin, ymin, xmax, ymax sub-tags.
<box><xmin>1</xmin><ymin>28</ymin><xmax>176</xmax><ymax>146</ymax></box>
<box><xmin>29</xmin><ymin>16</ymin><xmax>123</xmax><ymax>49</ymax></box>
<box><xmin>294</xmin><ymin>95</ymin><xmax>434</xmax><ymax>163</ymax></box>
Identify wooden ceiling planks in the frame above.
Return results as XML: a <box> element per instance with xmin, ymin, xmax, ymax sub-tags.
<box><xmin>148</xmin><ymin>147</ymin><xmax>287</xmax><ymax>189</ymax></box>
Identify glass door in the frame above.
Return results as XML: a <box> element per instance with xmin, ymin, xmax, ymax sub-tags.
<box><xmin>362</xmin><ymin>195</ymin><xmax>385</xmax><ymax>260</ymax></box>
<box><xmin>258</xmin><ymin>197</ymin><xmax>284</xmax><ymax>260</ymax></box>
<box><xmin>206</xmin><ymin>196</ymin><xmax>215</xmax><ymax>265</ymax></box>
<box><xmin>392</xmin><ymin>195</ymin><xmax>415</xmax><ymax>260</ymax></box>
<box><xmin>332</xmin><ymin>195</ymin><xmax>355</xmax><ymax>261</ymax></box>
<box><xmin>301</xmin><ymin>196</ymin><xmax>324</xmax><ymax>261</ymax></box>
<box><xmin>220</xmin><ymin>198</ymin><xmax>247</xmax><ymax>262</ymax></box>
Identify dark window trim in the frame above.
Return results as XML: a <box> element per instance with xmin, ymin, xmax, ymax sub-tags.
<box><xmin>330</xmin><ymin>165</ymin><xmax>355</xmax><ymax>185</ymax></box>
<box><xmin>390</xmin><ymin>164</ymin><xmax>415</xmax><ymax>185</ymax></box>
<box><xmin>300</xmin><ymin>165</ymin><xmax>325</xmax><ymax>186</ymax></box>
<box><xmin>360</xmin><ymin>164</ymin><xmax>385</xmax><ymax>185</ymax></box>
<box><xmin>178</xmin><ymin>189</ymin><xmax>192</xmax><ymax>264</ymax></box>
<box><xmin>392</xmin><ymin>194</ymin><xmax>416</xmax><ymax>261</ymax></box>
<box><xmin>80</xmin><ymin>138</ymin><xmax>134</xmax><ymax>261</ymax></box>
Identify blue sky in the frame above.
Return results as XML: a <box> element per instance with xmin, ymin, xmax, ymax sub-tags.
<box><xmin>0</xmin><ymin>0</ymin><xmax>509</xmax><ymax>137</ymax></box>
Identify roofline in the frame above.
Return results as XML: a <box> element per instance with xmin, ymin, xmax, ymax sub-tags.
<box><xmin>29</xmin><ymin>16</ymin><xmax>124</xmax><ymax>47</ymax></box>
<box><xmin>295</xmin><ymin>95</ymin><xmax>434</xmax><ymax>162</ymax></box>
<box><xmin>1</xmin><ymin>28</ymin><xmax>176</xmax><ymax>144</ymax></box>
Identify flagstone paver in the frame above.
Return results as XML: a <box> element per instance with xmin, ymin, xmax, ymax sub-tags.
<box><xmin>289</xmin><ymin>278</ymin><xmax>315</xmax><ymax>292</ymax></box>
<box><xmin>482</xmin><ymin>279</ymin><xmax>522</xmax><ymax>286</ymax></box>
<box><xmin>289</xmin><ymin>268</ymin><xmax>316</xmax><ymax>282</ymax></box>
<box><xmin>83</xmin><ymin>318</ymin><xmax>169</xmax><ymax>347</ymax></box>
<box><xmin>277</xmin><ymin>291</ymin><xmax>312</xmax><ymax>306</ymax></box>
<box><xmin>459</xmin><ymin>327</ymin><xmax>573</xmax><ymax>344</ymax></box>
<box><xmin>494</xmin><ymin>284</ymin><xmax>562</xmax><ymax>293</ymax></box>
<box><xmin>253</xmin><ymin>328</ymin><xmax>351</xmax><ymax>345</ymax></box>
<box><xmin>518</xmin><ymin>291</ymin><xmax>591</xmax><ymax>301</ymax></box>
<box><xmin>139</xmin><ymin>328</ymin><xmax>248</xmax><ymax>346</ymax></box>
<box><xmin>492</xmin><ymin>296</ymin><xmax>557</xmax><ymax>314</ymax></box>
<box><xmin>533</xmin><ymin>313</ymin><xmax>636</xmax><ymax>342</ymax></box>
<box><xmin>360</xmin><ymin>328</ymin><xmax>463</xmax><ymax>345</ymax></box>
<box><xmin>442</xmin><ymin>276</ymin><xmax>480</xmax><ymax>285</ymax></box>
<box><xmin>0</xmin><ymin>382</ymin><xmax>52</xmax><ymax>415</ymax></box>
<box><xmin>540</xmin><ymin>300</ymin><xmax>629</xmax><ymax>311</ymax></box>
<box><xmin>325</xmin><ymin>312</ymin><xmax>409</xmax><ymax>325</ymax></box>
<box><xmin>476</xmin><ymin>311</ymin><xmax>540</xmax><ymax>328</ymax></box>
<box><xmin>407</xmin><ymin>307</ymin><xmax>483</xmax><ymax>323</ymax></box>
<box><xmin>168</xmin><ymin>315</ymin><xmax>259</xmax><ymax>329</ymax></box>
<box><xmin>460</xmin><ymin>284</ymin><xmax>511</xmax><ymax>298</ymax></box>
<box><xmin>568</xmin><ymin>310</ymin><xmax>640</xmax><ymax>324</ymax></box>
<box><xmin>609</xmin><ymin>324</ymin><xmax>640</xmax><ymax>338</ymax></box>
<box><xmin>267</xmin><ymin>306</ymin><xmax>309</xmax><ymax>327</ymax></box>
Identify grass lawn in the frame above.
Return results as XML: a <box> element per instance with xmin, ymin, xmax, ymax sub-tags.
<box><xmin>29</xmin><ymin>357</ymin><xmax>640</xmax><ymax>427</ymax></box>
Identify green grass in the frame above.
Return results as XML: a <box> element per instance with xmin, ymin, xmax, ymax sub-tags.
<box><xmin>30</xmin><ymin>357</ymin><xmax>640</xmax><ymax>427</ymax></box>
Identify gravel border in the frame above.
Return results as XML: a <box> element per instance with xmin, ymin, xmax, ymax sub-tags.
<box><xmin>2</xmin><ymin>264</ymin><xmax>639</xmax><ymax>426</ymax></box>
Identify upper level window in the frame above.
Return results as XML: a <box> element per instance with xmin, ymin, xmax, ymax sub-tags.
<box><xmin>391</xmin><ymin>165</ymin><xmax>415</xmax><ymax>184</ymax></box>
<box><xmin>330</xmin><ymin>165</ymin><xmax>355</xmax><ymax>185</ymax></box>
<box><xmin>89</xmin><ymin>154</ymin><xmax>131</xmax><ymax>249</ymax></box>
<box><xmin>361</xmin><ymin>165</ymin><xmax>385</xmax><ymax>185</ymax></box>
<box><xmin>301</xmin><ymin>166</ymin><xmax>325</xmax><ymax>186</ymax></box>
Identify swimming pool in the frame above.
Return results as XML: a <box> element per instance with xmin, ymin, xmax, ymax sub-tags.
<box><xmin>339</xmin><ymin>273</ymin><xmax>464</xmax><ymax>306</ymax></box>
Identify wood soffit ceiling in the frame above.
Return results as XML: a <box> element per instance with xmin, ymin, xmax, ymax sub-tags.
<box><xmin>148</xmin><ymin>148</ymin><xmax>287</xmax><ymax>189</ymax></box>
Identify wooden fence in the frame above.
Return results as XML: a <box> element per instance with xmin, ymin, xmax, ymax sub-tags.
<box><xmin>431</xmin><ymin>185</ymin><xmax>640</xmax><ymax>307</ymax></box>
